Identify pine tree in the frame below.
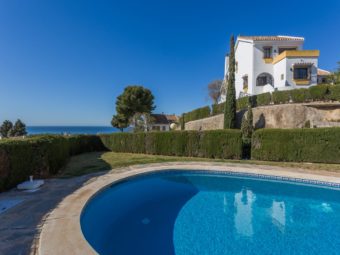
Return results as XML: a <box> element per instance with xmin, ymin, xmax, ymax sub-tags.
<box><xmin>0</xmin><ymin>120</ymin><xmax>13</xmax><ymax>138</ymax></box>
<box><xmin>224</xmin><ymin>35</ymin><xmax>237</xmax><ymax>129</ymax></box>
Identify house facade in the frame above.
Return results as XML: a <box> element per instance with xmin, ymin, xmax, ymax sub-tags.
<box><xmin>220</xmin><ymin>35</ymin><xmax>327</xmax><ymax>101</ymax></box>
<box><xmin>149</xmin><ymin>114</ymin><xmax>178</xmax><ymax>131</ymax></box>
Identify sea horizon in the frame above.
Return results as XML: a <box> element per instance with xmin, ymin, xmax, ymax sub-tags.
<box><xmin>27</xmin><ymin>126</ymin><xmax>124</xmax><ymax>135</ymax></box>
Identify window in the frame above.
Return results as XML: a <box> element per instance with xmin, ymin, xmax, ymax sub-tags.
<box><xmin>256</xmin><ymin>73</ymin><xmax>274</xmax><ymax>86</ymax></box>
<box><xmin>281</xmin><ymin>74</ymin><xmax>284</xmax><ymax>80</ymax></box>
<box><xmin>294</xmin><ymin>67</ymin><xmax>310</xmax><ymax>80</ymax></box>
<box><xmin>162</xmin><ymin>126</ymin><xmax>166</xmax><ymax>131</ymax></box>
<box><xmin>235</xmin><ymin>61</ymin><xmax>238</xmax><ymax>73</ymax></box>
<box><xmin>263</xmin><ymin>47</ymin><xmax>272</xmax><ymax>58</ymax></box>
<box><xmin>242</xmin><ymin>75</ymin><xmax>248</xmax><ymax>90</ymax></box>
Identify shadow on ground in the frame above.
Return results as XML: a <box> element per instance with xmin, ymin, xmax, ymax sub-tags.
<box><xmin>0</xmin><ymin>152</ymin><xmax>111</xmax><ymax>255</ymax></box>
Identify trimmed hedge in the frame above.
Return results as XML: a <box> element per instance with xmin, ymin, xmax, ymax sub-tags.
<box><xmin>327</xmin><ymin>85</ymin><xmax>340</xmax><ymax>101</ymax></box>
<box><xmin>184</xmin><ymin>106</ymin><xmax>211</xmax><ymax>123</ymax></box>
<box><xmin>212</xmin><ymin>103</ymin><xmax>224</xmax><ymax>115</ymax></box>
<box><xmin>290</xmin><ymin>88</ymin><xmax>311</xmax><ymax>103</ymax></box>
<box><xmin>0</xmin><ymin>135</ymin><xmax>105</xmax><ymax>191</ymax></box>
<box><xmin>100</xmin><ymin>130</ymin><xmax>243</xmax><ymax>159</ymax></box>
<box><xmin>309</xmin><ymin>84</ymin><xmax>329</xmax><ymax>101</ymax></box>
<box><xmin>252</xmin><ymin>128</ymin><xmax>340</xmax><ymax>163</ymax></box>
<box><xmin>272</xmin><ymin>90</ymin><xmax>290</xmax><ymax>104</ymax></box>
<box><xmin>256</xmin><ymin>92</ymin><xmax>271</xmax><ymax>106</ymax></box>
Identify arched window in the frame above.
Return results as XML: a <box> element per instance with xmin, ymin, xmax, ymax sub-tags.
<box><xmin>256</xmin><ymin>73</ymin><xmax>274</xmax><ymax>86</ymax></box>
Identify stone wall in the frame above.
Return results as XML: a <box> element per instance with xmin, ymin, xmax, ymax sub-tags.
<box><xmin>185</xmin><ymin>102</ymin><xmax>340</xmax><ymax>131</ymax></box>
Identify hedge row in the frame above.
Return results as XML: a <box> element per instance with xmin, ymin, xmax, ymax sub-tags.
<box><xmin>183</xmin><ymin>106</ymin><xmax>211</xmax><ymax>123</ymax></box>
<box><xmin>100</xmin><ymin>130</ymin><xmax>243</xmax><ymax>159</ymax></box>
<box><xmin>251</xmin><ymin>128</ymin><xmax>340</xmax><ymax>163</ymax></box>
<box><xmin>0</xmin><ymin>135</ymin><xmax>105</xmax><ymax>191</ymax></box>
<box><xmin>205</xmin><ymin>84</ymin><xmax>340</xmax><ymax>116</ymax></box>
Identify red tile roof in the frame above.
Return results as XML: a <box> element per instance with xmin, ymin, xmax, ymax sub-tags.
<box><xmin>317</xmin><ymin>68</ymin><xmax>331</xmax><ymax>76</ymax></box>
<box><xmin>238</xmin><ymin>35</ymin><xmax>304</xmax><ymax>41</ymax></box>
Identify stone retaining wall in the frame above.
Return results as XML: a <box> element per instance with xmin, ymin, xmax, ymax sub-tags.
<box><xmin>185</xmin><ymin>102</ymin><xmax>340</xmax><ymax>130</ymax></box>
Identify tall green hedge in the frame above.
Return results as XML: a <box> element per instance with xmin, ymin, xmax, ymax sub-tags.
<box><xmin>183</xmin><ymin>106</ymin><xmax>211</xmax><ymax>123</ymax></box>
<box><xmin>100</xmin><ymin>130</ymin><xmax>243</xmax><ymax>159</ymax></box>
<box><xmin>251</xmin><ymin>128</ymin><xmax>340</xmax><ymax>163</ymax></box>
<box><xmin>256</xmin><ymin>92</ymin><xmax>272</xmax><ymax>106</ymax></box>
<box><xmin>212</xmin><ymin>103</ymin><xmax>224</xmax><ymax>115</ymax></box>
<box><xmin>272</xmin><ymin>90</ymin><xmax>291</xmax><ymax>104</ymax></box>
<box><xmin>0</xmin><ymin>135</ymin><xmax>105</xmax><ymax>191</ymax></box>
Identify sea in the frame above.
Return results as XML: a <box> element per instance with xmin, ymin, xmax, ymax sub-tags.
<box><xmin>26</xmin><ymin>126</ymin><xmax>123</xmax><ymax>135</ymax></box>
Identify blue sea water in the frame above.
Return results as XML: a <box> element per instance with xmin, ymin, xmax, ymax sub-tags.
<box><xmin>27</xmin><ymin>126</ymin><xmax>121</xmax><ymax>135</ymax></box>
<box><xmin>81</xmin><ymin>171</ymin><xmax>340</xmax><ymax>255</ymax></box>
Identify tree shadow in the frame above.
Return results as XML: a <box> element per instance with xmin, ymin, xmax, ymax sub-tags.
<box><xmin>255</xmin><ymin>113</ymin><xmax>266</xmax><ymax>129</ymax></box>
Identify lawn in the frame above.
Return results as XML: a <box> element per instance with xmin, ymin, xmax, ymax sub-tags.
<box><xmin>60</xmin><ymin>151</ymin><xmax>340</xmax><ymax>178</ymax></box>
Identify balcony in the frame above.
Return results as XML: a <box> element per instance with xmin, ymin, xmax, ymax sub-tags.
<box><xmin>272</xmin><ymin>50</ymin><xmax>320</xmax><ymax>64</ymax></box>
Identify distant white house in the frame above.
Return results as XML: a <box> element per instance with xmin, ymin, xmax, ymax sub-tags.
<box><xmin>149</xmin><ymin>114</ymin><xmax>178</xmax><ymax>131</ymax></box>
<box><xmin>219</xmin><ymin>35</ymin><xmax>330</xmax><ymax>101</ymax></box>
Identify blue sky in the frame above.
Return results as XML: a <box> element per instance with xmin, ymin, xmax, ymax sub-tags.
<box><xmin>1</xmin><ymin>0</ymin><xmax>339</xmax><ymax>126</ymax></box>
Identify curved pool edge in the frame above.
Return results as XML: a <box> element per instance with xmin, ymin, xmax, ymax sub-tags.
<box><xmin>35</xmin><ymin>162</ymin><xmax>340</xmax><ymax>255</ymax></box>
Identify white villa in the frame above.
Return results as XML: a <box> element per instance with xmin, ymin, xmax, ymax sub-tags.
<box><xmin>220</xmin><ymin>35</ymin><xmax>330</xmax><ymax>101</ymax></box>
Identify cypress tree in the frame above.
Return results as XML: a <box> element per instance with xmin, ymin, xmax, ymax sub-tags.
<box><xmin>180</xmin><ymin>114</ymin><xmax>185</xmax><ymax>130</ymax></box>
<box><xmin>241</xmin><ymin>105</ymin><xmax>253</xmax><ymax>141</ymax></box>
<box><xmin>224</xmin><ymin>35</ymin><xmax>237</xmax><ymax>129</ymax></box>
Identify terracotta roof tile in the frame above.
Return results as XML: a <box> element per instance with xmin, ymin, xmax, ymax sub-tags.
<box><xmin>238</xmin><ymin>35</ymin><xmax>304</xmax><ymax>41</ymax></box>
<box><xmin>317</xmin><ymin>68</ymin><xmax>331</xmax><ymax>76</ymax></box>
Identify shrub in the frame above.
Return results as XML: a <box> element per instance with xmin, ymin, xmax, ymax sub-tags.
<box><xmin>183</xmin><ymin>106</ymin><xmax>211</xmax><ymax>123</ymax></box>
<box><xmin>309</xmin><ymin>84</ymin><xmax>329</xmax><ymax>101</ymax></box>
<box><xmin>237</xmin><ymin>96</ymin><xmax>250</xmax><ymax>110</ymax></box>
<box><xmin>327</xmin><ymin>85</ymin><xmax>340</xmax><ymax>101</ymax></box>
<box><xmin>251</xmin><ymin>128</ymin><xmax>340</xmax><ymax>163</ymax></box>
<box><xmin>212</xmin><ymin>103</ymin><xmax>224</xmax><ymax>115</ymax></box>
<box><xmin>100</xmin><ymin>130</ymin><xmax>243</xmax><ymax>159</ymax></box>
<box><xmin>290</xmin><ymin>88</ymin><xmax>311</xmax><ymax>103</ymax></box>
<box><xmin>256</xmin><ymin>92</ymin><xmax>271</xmax><ymax>106</ymax></box>
<box><xmin>272</xmin><ymin>90</ymin><xmax>290</xmax><ymax>104</ymax></box>
<box><xmin>0</xmin><ymin>135</ymin><xmax>105</xmax><ymax>191</ymax></box>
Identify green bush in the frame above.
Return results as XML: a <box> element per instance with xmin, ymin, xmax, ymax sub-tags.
<box><xmin>212</xmin><ymin>103</ymin><xmax>224</xmax><ymax>115</ymax></box>
<box><xmin>237</xmin><ymin>96</ymin><xmax>250</xmax><ymax>110</ymax></box>
<box><xmin>252</xmin><ymin>128</ymin><xmax>340</xmax><ymax>163</ymax></box>
<box><xmin>290</xmin><ymin>88</ymin><xmax>311</xmax><ymax>103</ymax></box>
<box><xmin>256</xmin><ymin>92</ymin><xmax>272</xmax><ymax>106</ymax></box>
<box><xmin>309</xmin><ymin>84</ymin><xmax>330</xmax><ymax>101</ymax></box>
<box><xmin>0</xmin><ymin>135</ymin><xmax>105</xmax><ymax>191</ymax></box>
<box><xmin>183</xmin><ymin>106</ymin><xmax>211</xmax><ymax>122</ymax></box>
<box><xmin>100</xmin><ymin>130</ymin><xmax>243</xmax><ymax>159</ymax></box>
<box><xmin>327</xmin><ymin>85</ymin><xmax>340</xmax><ymax>101</ymax></box>
<box><xmin>272</xmin><ymin>90</ymin><xmax>290</xmax><ymax>104</ymax></box>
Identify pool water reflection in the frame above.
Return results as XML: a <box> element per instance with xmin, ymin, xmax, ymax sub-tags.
<box><xmin>81</xmin><ymin>171</ymin><xmax>340</xmax><ymax>255</ymax></box>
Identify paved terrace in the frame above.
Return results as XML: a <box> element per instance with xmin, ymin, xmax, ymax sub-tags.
<box><xmin>0</xmin><ymin>162</ymin><xmax>340</xmax><ymax>255</ymax></box>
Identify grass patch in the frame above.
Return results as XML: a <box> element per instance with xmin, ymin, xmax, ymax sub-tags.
<box><xmin>59</xmin><ymin>151</ymin><xmax>340</xmax><ymax>178</ymax></box>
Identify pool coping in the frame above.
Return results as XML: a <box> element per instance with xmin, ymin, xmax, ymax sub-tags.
<box><xmin>35</xmin><ymin>162</ymin><xmax>340</xmax><ymax>255</ymax></box>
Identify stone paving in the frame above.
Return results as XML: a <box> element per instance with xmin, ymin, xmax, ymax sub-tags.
<box><xmin>0</xmin><ymin>172</ymin><xmax>106</xmax><ymax>255</ymax></box>
<box><xmin>1</xmin><ymin>162</ymin><xmax>340</xmax><ymax>255</ymax></box>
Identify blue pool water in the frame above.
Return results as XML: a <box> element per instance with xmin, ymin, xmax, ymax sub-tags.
<box><xmin>81</xmin><ymin>171</ymin><xmax>340</xmax><ymax>255</ymax></box>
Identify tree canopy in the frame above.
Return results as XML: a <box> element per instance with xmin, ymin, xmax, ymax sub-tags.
<box><xmin>208</xmin><ymin>80</ymin><xmax>223</xmax><ymax>104</ymax></box>
<box><xmin>111</xmin><ymin>85</ymin><xmax>155</xmax><ymax>132</ymax></box>
<box><xmin>0</xmin><ymin>119</ymin><xmax>27</xmax><ymax>138</ymax></box>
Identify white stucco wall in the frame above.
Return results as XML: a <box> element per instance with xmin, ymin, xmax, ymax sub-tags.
<box><xmin>284</xmin><ymin>57</ymin><xmax>318</xmax><ymax>89</ymax></box>
<box><xmin>221</xmin><ymin>37</ymin><xmax>318</xmax><ymax>102</ymax></box>
<box><xmin>234</xmin><ymin>40</ymin><xmax>253</xmax><ymax>97</ymax></box>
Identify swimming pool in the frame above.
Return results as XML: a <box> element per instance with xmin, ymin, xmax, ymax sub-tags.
<box><xmin>81</xmin><ymin>170</ymin><xmax>340</xmax><ymax>255</ymax></box>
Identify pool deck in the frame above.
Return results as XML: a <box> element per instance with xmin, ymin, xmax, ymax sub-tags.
<box><xmin>1</xmin><ymin>162</ymin><xmax>340</xmax><ymax>255</ymax></box>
